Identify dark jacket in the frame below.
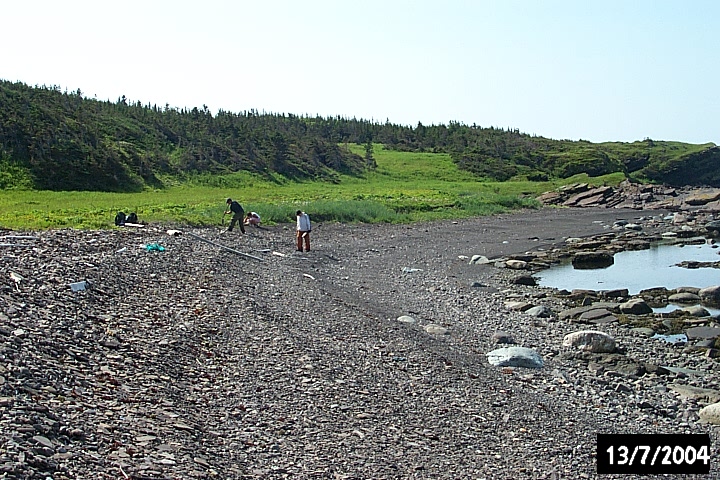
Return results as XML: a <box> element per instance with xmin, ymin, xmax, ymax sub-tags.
<box><xmin>229</xmin><ymin>201</ymin><xmax>244</xmax><ymax>214</ymax></box>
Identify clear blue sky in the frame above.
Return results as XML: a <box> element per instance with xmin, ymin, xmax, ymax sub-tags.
<box><xmin>3</xmin><ymin>0</ymin><xmax>718</xmax><ymax>144</ymax></box>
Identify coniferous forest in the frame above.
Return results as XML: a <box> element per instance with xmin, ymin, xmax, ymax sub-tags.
<box><xmin>1</xmin><ymin>79</ymin><xmax>719</xmax><ymax>192</ymax></box>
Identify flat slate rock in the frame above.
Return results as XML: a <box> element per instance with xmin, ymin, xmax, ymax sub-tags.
<box><xmin>578</xmin><ymin>308</ymin><xmax>617</xmax><ymax>324</ymax></box>
<box><xmin>685</xmin><ymin>326</ymin><xmax>720</xmax><ymax>340</ymax></box>
<box><xmin>558</xmin><ymin>303</ymin><xmax>619</xmax><ymax>321</ymax></box>
<box><xmin>669</xmin><ymin>384</ymin><xmax>720</xmax><ymax>404</ymax></box>
<box><xmin>486</xmin><ymin>347</ymin><xmax>543</xmax><ymax>369</ymax></box>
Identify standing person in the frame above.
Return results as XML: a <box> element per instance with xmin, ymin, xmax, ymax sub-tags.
<box><xmin>296</xmin><ymin>210</ymin><xmax>311</xmax><ymax>252</ymax></box>
<box><xmin>224</xmin><ymin>198</ymin><xmax>246</xmax><ymax>233</ymax></box>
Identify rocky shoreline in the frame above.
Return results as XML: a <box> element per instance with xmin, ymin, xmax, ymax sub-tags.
<box><xmin>1</xmin><ymin>202</ymin><xmax>720</xmax><ymax>479</ymax></box>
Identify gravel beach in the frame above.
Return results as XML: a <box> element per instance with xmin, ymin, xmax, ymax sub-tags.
<box><xmin>1</xmin><ymin>207</ymin><xmax>719</xmax><ymax>479</ymax></box>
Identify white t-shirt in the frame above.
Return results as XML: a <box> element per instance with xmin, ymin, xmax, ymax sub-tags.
<box><xmin>296</xmin><ymin>213</ymin><xmax>311</xmax><ymax>231</ymax></box>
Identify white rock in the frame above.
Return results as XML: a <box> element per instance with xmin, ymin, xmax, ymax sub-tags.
<box><xmin>525</xmin><ymin>305</ymin><xmax>552</xmax><ymax>318</ymax></box>
<box><xmin>424</xmin><ymin>324</ymin><xmax>448</xmax><ymax>335</ymax></box>
<box><xmin>505</xmin><ymin>259</ymin><xmax>527</xmax><ymax>270</ymax></box>
<box><xmin>469</xmin><ymin>255</ymin><xmax>490</xmax><ymax>265</ymax></box>
<box><xmin>699</xmin><ymin>402</ymin><xmax>720</xmax><ymax>425</ymax></box>
<box><xmin>562</xmin><ymin>330</ymin><xmax>616</xmax><ymax>353</ymax></box>
<box><xmin>486</xmin><ymin>347</ymin><xmax>543</xmax><ymax>368</ymax></box>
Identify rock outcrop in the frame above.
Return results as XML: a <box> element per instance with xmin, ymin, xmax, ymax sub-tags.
<box><xmin>537</xmin><ymin>181</ymin><xmax>720</xmax><ymax>214</ymax></box>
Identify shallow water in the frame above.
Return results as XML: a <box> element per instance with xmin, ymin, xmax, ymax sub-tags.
<box><xmin>653</xmin><ymin>304</ymin><xmax>720</xmax><ymax>316</ymax></box>
<box><xmin>652</xmin><ymin>333</ymin><xmax>688</xmax><ymax>344</ymax></box>
<box><xmin>537</xmin><ymin>241</ymin><xmax>720</xmax><ymax>295</ymax></box>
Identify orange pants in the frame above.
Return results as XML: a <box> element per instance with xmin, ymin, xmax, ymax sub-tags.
<box><xmin>296</xmin><ymin>231</ymin><xmax>310</xmax><ymax>252</ymax></box>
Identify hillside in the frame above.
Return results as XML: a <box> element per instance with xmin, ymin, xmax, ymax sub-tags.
<box><xmin>451</xmin><ymin>133</ymin><xmax>719</xmax><ymax>185</ymax></box>
<box><xmin>0</xmin><ymin>79</ymin><xmax>718</xmax><ymax>192</ymax></box>
<box><xmin>0</xmin><ymin>81</ymin><xmax>369</xmax><ymax>191</ymax></box>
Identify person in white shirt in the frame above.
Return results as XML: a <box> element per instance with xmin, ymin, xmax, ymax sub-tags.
<box><xmin>295</xmin><ymin>210</ymin><xmax>311</xmax><ymax>252</ymax></box>
<box><xmin>244</xmin><ymin>211</ymin><xmax>261</xmax><ymax>227</ymax></box>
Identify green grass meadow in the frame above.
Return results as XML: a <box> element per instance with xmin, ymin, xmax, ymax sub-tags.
<box><xmin>0</xmin><ymin>145</ymin><xmax>626</xmax><ymax>230</ymax></box>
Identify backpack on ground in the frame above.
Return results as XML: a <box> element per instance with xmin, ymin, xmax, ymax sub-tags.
<box><xmin>114</xmin><ymin>211</ymin><xmax>126</xmax><ymax>226</ymax></box>
<box><xmin>126</xmin><ymin>212</ymin><xmax>138</xmax><ymax>224</ymax></box>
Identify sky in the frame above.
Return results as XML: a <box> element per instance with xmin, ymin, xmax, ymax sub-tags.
<box><xmin>3</xmin><ymin>0</ymin><xmax>719</xmax><ymax>144</ymax></box>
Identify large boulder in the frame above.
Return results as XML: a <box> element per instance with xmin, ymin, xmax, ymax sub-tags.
<box><xmin>491</xmin><ymin>331</ymin><xmax>515</xmax><ymax>344</ymax></box>
<box><xmin>571</xmin><ymin>251</ymin><xmax>614</xmax><ymax>269</ymax></box>
<box><xmin>699</xmin><ymin>402</ymin><xmax>720</xmax><ymax>425</ymax></box>
<box><xmin>705</xmin><ymin>220</ymin><xmax>720</xmax><ymax>231</ymax></box>
<box><xmin>619</xmin><ymin>298</ymin><xmax>653</xmax><ymax>315</ymax></box>
<box><xmin>511</xmin><ymin>275</ymin><xmax>537</xmax><ymax>286</ymax></box>
<box><xmin>685</xmin><ymin>326</ymin><xmax>720</xmax><ymax>341</ymax></box>
<box><xmin>505</xmin><ymin>259</ymin><xmax>528</xmax><ymax>270</ymax></box>
<box><xmin>668</xmin><ymin>292</ymin><xmax>701</xmax><ymax>304</ymax></box>
<box><xmin>469</xmin><ymin>255</ymin><xmax>490</xmax><ymax>265</ymax></box>
<box><xmin>684</xmin><ymin>190</ymin><xmax>720</xmax><ymax>206</ymax></box>
<box><xmin>682</xmin><ymin>305</ymin><xmax>711</xmax><ymax>317</ymax></box>
<box><xmin>705</xmin><ymin>220</ymin><xmax>720</xmax><ymax>234</ymax></box>
<box><xmin>699</xmin><ymin>286</ymin><xmax>720</xmax><ymax>307</ymax></box>
<box><xmin>562</xmin><ymin>330</ymin><xmax>616</xmax><ymax>353</ymax></box>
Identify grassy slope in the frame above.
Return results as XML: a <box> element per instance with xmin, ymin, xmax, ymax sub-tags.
<box><xmin>0</xmin><ymin>145</ymin><xmax>622</xmax><ymax>230</ymax></box>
